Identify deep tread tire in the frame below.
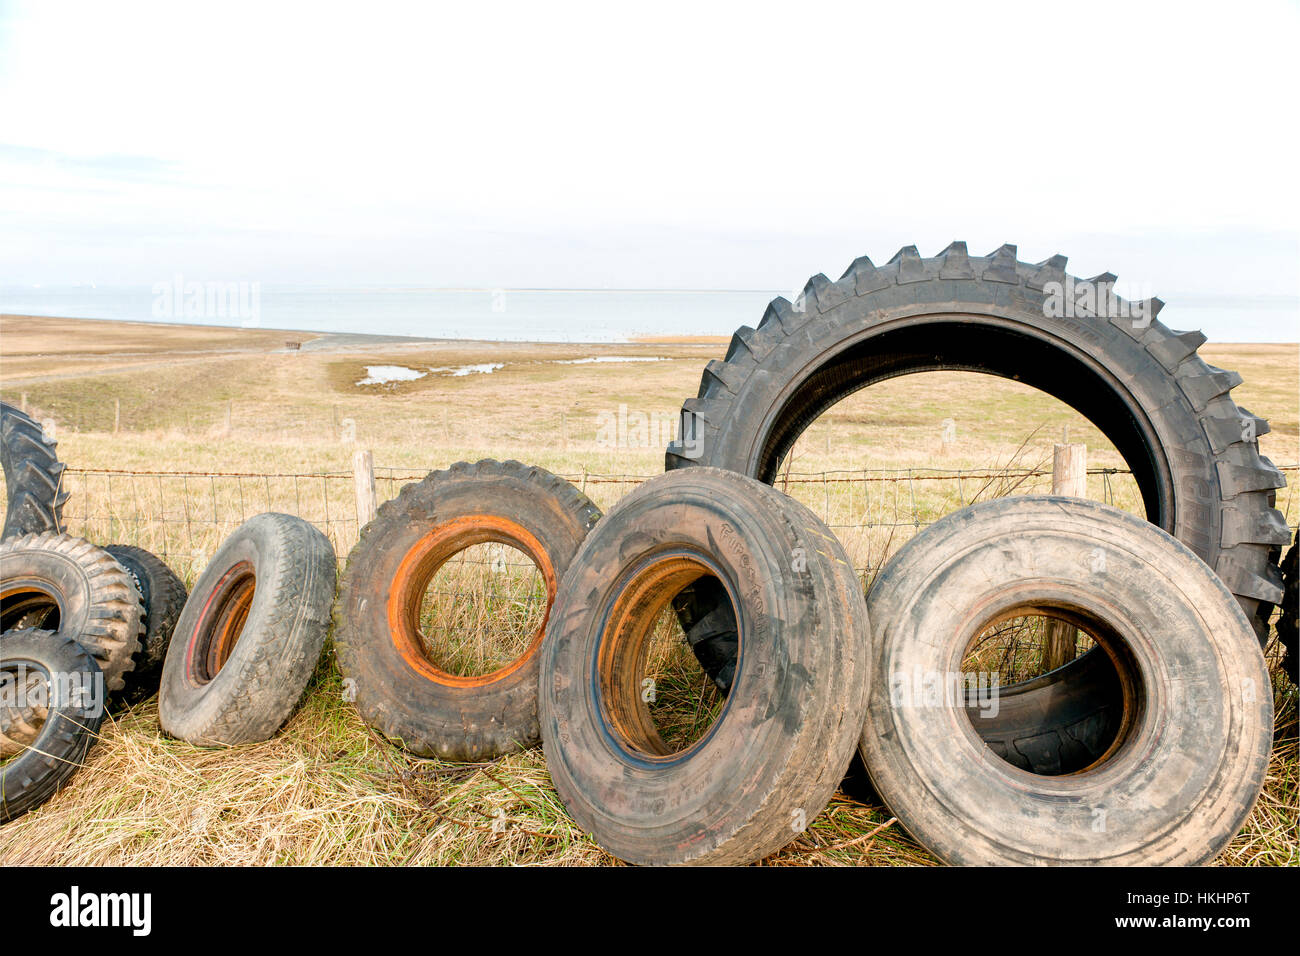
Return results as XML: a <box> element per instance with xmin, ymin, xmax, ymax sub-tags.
<box><xmin>105</xmin><ymin>545</ymin><xmax>188</xmax><ymax>705</ymax></box>
<box><xmin>0</xmin><ymin>402</ymin><xmax>68</xmax><ymax>541</ymax></box>
<box><xmin>334</xmin><ymin>460</ymin><xmax>601</xmax><ymax>760</ymax></box>
<box><xmin>667</xmin><ymin>243</ymin><xmax>1287</xmax><ymax>642</ymax></box>
<box><xmin>159</xmin><ymin>513</ymin><xmax>335</xmax><ymax>746</ymax></box>
<box><xmin>860</xmin><ymin>497</ymin><xmax>1273</xmax><ymax>866</ymax></box>
<box><xmin>0</xmin><ymin>533</ymin><xmax>144</xmax><ymax>692</ymax></box>
<box><xmin>1</xmin><ymin>629</ymin><xmax>106</xmax><ymax>824</ymax></box>
<box><xmin>540</xmin><ymin>468</ymin><xmax>870</xmax><ymax>865</ymax></box>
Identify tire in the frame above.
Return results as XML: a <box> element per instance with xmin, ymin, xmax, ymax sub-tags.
<box><xmin>159</xmin><ymin>513</ymin><xmax>335</xmax><ymax>746</ymax></box>
<box><xmin>540</xmin><ymin>468</ymin><xmax>870</xmax><ymax>865</ymax></box>
<box><xmin>859</xmin><ymin>496</ymin><xmax>1273</xmax><ymax>866</ymax></box>
<box><xmin>0</xmin><ymin>402</ymin><xmax>68</xmax><ymax>541</ymax></box>
<box><xmin>105</xmin><ymin>545</ymin><xmax>188</xmax><ymax>706</ymax></box>
<box><xmin>0</xmin><ymin>533</ymin><xmax>144</xmax><ymax>693</ymax></box>
<box><xmin>334</xmin><ymin>460</ymin><xmax>600</xmax><ymax>760</ymax></box>
<box><xmin>1279</xmin><ymin>531</ymin><xmax>1298</xmax><ymax>685</ymax></box>
<box><xmin>1</xmin><ymin>628</ymin><xmax>106</xmax><ymax>824</ymax></box>
<box><xmin>666</xmin><ymin>243</ymin><xmax>1288</xmax><ymax>773</ymax></box>
<box><xmin>666</xmin><ymin>243</ymin><xmax>1288</xmax><ymax>645</ymax></box>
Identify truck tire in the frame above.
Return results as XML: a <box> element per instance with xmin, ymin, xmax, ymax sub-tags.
<box><xmin>1</xmin><ymin>629</ymin><xmax>106</xmax><ymax>824</ymax></box>
<box><xmin>334</xmin><ymin>460</ymin><xmax>600</xmax><ymax>760</ymax></box>
<box><xmin>540</xmin><ymin>468</ymin><xmax>870</xmax><ymax>865</ymax></box>
<box><xmin>105</xmin><ymin>545</ymin><xmax>188</xmax><ymax>706</ymax></box>
<box><xmin>159</xmin><ymin>513</ymin><xmax>335</xmax><ymax>746</ymax></box>
<box><xmin>0</xmin><ymin>403</ymin><xmax>68</xmax><ymax>541</ymax></box>
<box><xmin>860</xmin><ymin>496</ymin><xmax>1273</xmax><ymax>865</ymax></box>
<box><xmin>0</xmin><ymin>533</ymin><xmax>143</xmax><ymax>693</ymax></box>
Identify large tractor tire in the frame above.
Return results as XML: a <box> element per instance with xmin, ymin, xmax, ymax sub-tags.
<box><xmin>0</xmin><ymin>402</ymin><xmax>68</xmax><ymax>541</ymax></box>
<box><xmin>1279</xmin><ymin>531</ymin><xmax>1298</xmax><ymax>685</ymax></box>
<box><xmin>665</xmin><ymin>243</ymin><xmax>1289</xmax><ymax>768</ymax></box>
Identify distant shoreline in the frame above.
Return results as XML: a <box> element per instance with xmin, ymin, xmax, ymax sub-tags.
<box><xmin>0</xmin><ymin>313</ymin><xmax>731</xmax><ymax>349</ymax></box>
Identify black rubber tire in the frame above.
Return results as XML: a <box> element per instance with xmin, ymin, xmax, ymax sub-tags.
<box><xmin>666</xmin><ymin>243</ymin><xmax>1288</xmax><ymax>773</ymax></box>
<box><xmin>0</xmin><ymin>402</ymin><xmax>68</xmax><ymax>541</ymax></box>
<box><xmin>105</xmin><ymin>545</ymin><xmax>188</xmax><ymax>706</ymax></box>
<box><xmin>334</xmin><ymin>460</ymin><xmax>601</xmax><ymax>760</ymax></box>
<box><xmin>1279</xmin><ymin>531</ymin><xmax>1298</xmax><ymax>685</ymax></box>
<box><xmin>1</xmin><ymin>628</ymin><xmax>106</xmax><ymax>824</ymax></box>
<box><xmin>666</xmin><ymin>242</ymin><xmax>1288</xmax><ymax>647</ymax></box>
<box><xmin>158</xmin><ymin>513</ymin><xmax>335</xmax><ymax>746</ymax></box>
<box><xmin>0</xmin><ymin>533</ymin><xmax>144</xmax><ymax>693</ymax></box>
<box><xmin>860</xmin><ymin>496</ymin><xmax>1273</xmax><ymax>865</ymax></box>
<box><xmin>540</xmin><ymin>468</ymin><xmax>870</xmax><ymax>866</ymax></box>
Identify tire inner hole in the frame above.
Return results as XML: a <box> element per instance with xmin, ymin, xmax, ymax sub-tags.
<box><xmin>602</xmin><ymin>562</ymin><xmax>730</xmax><ymax>759</ymax></box>
<box><xmin>959</xmin><ymin>608</ymin><xmax>1139</xmax><ymax>777</ymax></box>
<box><xmin>416</xmin><ymin>541</ymin><xmax>547</xmax><ymax>678</ymax></box>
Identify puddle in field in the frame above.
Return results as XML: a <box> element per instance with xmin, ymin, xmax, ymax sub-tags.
<box><xmin>555</xmin><ymin>356</ymin><xmax>668</xmax><ymax>365</ymax></box>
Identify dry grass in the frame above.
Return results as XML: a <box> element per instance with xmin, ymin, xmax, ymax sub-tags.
<box><xmin>0</xmin><ymin>315</ymin><xmax>1296</xmax><ymax>866</ymax></box>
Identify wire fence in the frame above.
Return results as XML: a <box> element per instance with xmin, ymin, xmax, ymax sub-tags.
<box><xmin>46</xmin><ymin>460</ymin><xmax>1299</xmax><ymax>588</ymax></box>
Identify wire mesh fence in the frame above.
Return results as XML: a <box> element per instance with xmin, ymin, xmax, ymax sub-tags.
<box><xmin>40</xmin><ymin>459</ymin><xmax>1298</xmax><ymax>588</ymax></box>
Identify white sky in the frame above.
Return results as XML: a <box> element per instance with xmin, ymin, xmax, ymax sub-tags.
<box><xmin>0</xmin><ymin>0</ymin><xmax>1297</xmax><ymax>313</ymax></box>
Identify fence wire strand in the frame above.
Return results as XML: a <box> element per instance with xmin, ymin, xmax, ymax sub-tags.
<box><xmin>38</xmin><ymin>462</ymin><xmax>1298</xmax><ymax>587</ymax></box>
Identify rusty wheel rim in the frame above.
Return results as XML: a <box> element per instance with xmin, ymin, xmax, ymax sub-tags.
<box><xmin>596</xmin><ymin>552</ymin><xmax>738</xmax><ymax>762</ymax></box>
<box><xmin>387</xmin><ymin>515</ymin><xmax>557</xmax><ymax>687</ymax></box>
<box><xmin>187</xmin><ymin>561</ymin><xmax>256</xmax><ymax>684</ymax></box>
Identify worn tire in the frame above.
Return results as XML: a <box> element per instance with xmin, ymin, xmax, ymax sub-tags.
<box><xmin>159</xmin><ymin>513</ymin><xmax>335</xmax><ymax>746</ymax></box>
<box><xmin>334</xmin><ymin>460</ymin><xmax>600</xmax><ymax>760</ymax></box>
<box><xmin>860</xmin><ymin>496</ymin><xmax>1273</xmax><ymax>866</ymax></box>
<box><xmin>0</xmin><ymin>533</ymin><xmax>144</xmax><ymax>692</ymax></box>
<box><xmin>1279</xmin><ymin>531</ymin><xmax>1298</xmax><ymax>685</ymax></box>
<box><xmin>105</xmin><ymin>545</ymin><xmax>188</xmax><ymax>706</ymax></box>
<box><xmin>0</xmin><ymin>402</ymin><xmax>68</xmax><ymax>541</ymax></box>
<box><xmin>1</xmin><ymin>629</ymin><xmax>105</xmax><ymax>823</ymax></box>
<box><xmin>540</xmin><ymin>468</ymin><xmax>870</xmax><ymax>865</ymax></box>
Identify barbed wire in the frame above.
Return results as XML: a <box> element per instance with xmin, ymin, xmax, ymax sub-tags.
<box><xmin>37</xmin><ymin>462</ymin><xmax>1296</xmax><ymax>586</ymax></box>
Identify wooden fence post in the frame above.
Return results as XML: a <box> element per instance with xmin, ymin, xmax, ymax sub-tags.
<box><xmin>1042</xmin><ymin>442</ymin><xmax>1088</xmax><ymax>672</ymax></box>
<box><xmin>113</xmin><ymin>399</ymin><xmax>121</xmax><ymax>434</ymax></box>
<box><xmin>353</xmin><ymin>448</ymin><xmax>377</xmax><ymax>530</ymax></box>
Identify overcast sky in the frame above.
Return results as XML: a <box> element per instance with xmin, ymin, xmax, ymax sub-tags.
<box><xmin>0</xmin><ymin>1</ymin><xmax>1297</xmax><ymax>315</ymax></box>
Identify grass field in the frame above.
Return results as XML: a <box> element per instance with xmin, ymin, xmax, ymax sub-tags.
<box><xmin>0</xmin><ymin>314</ymin><xmax>1296</xmax><ymax>865</ymax></box>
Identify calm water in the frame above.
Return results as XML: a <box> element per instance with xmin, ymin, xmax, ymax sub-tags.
<box><xmin>0</xmin><ymin>284</ymin><xmax>1295</xmax><ymax>343</ymax></box>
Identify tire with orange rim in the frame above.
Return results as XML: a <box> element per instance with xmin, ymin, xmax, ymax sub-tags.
<box><xmin>333</xmin><ymin>459</ymin><xmax>600</xmax><ymax>760</ymax></box>
<box><xmin>159</xmin><ymin>513</ymin><xmax>336</xmax><ymax>746</ymax></box>
<box><xmin>539</xmin><ymin>468</ymin><xmax>870</xmax><ymax>865</ymax></box>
